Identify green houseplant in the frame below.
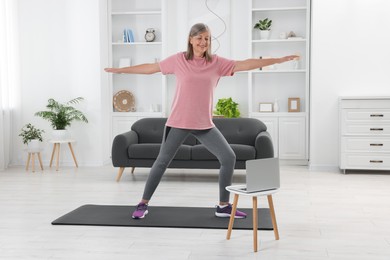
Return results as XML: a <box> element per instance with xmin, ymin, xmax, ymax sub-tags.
<box><xmin>19</xmin><ymin>123</ymin><xmax>45</xmax><ymax>145</ymax></box>
<box><xmin>254</xmin><ymin>18</ymin><xmax>272</xmax><ymax>39</ymax></box>
<box><xmin>254</xmin><ymin>18</ymin><xmax>272</xmax><ymax>30</ymax></box>
<box><xmin>214</xmin><ymin>97</ymin><xmax>241</xmax><ymax>118</ymax></box>
<box><xmin>35</xmin><ymin>97</ymin><xmax>88</xmax><ymax>130</ymax></box>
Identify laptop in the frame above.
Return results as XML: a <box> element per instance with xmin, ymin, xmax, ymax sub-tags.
<box><xmin>230</xmin><ymin>158</ymin><xmax>280</xmax><ymax>193</ymax></box>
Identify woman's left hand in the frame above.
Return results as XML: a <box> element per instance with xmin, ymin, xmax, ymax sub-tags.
<box><xmin>280</xmin><ymin>55</ymin><xmax>300</xmax><ymax>63</ymax></box>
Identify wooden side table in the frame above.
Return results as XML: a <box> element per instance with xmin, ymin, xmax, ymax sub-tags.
<box><xmin>25</xmin><ymin>149</ymin><xmax>44</xmax><ymax>172</ymax></box>
<box><xmin>226</xmin><ymin>185</ymin><xmax>279</xmax><ymax>252</ymax></box>
<box><xmin>49</xmin><ymin>139</ymin><xmax>78</xmax><ymax>171</ymax></box>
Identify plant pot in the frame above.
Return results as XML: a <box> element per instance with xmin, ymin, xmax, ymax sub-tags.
<box><xmin>27</xmin><ymin>139</ymin><xmax>41</xmax><ymax>152</ymax></box>
<box><xmin>260</xmin><ymin>30</ymin><xmax>270</xmax><ymax>40</ymax></box>
<box><xmin>52</xmin><ymin>130</ymin><xmax>70</xmax><ymax>141</ymax></box>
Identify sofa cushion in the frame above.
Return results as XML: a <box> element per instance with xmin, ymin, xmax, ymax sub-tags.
<box><xmin>128</xmin><ymin>144</ymin><xmax>191</xmax><ymax>160</ymax></box>
<box><xmin>131</xmin><ymin>118</ymin><xmax>196</xmax><ymax>145</ymax></box>
<box><xmin>191</xmin><ymin>144</ymin><xmax>256</xmax><ymax>161</ymax></box>
<box><xmin>212</xmin><ymin>118</ymin><xmax>267</xmax><ymax>145</ymax></box>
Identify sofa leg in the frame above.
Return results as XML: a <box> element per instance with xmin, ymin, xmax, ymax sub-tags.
<box><xmin>131</xmin><ymin>167</ymin><xmax>135</xmax><ymax>174</ymax></box>
<box><xmin>116</xmin><ymin>167</ymin><xmax>125</xmax><ymax>182</ymax></box>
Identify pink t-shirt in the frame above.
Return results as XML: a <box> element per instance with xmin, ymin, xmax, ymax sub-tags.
<box><xmin>159</xmin><ymin>52</ymin><xmax>235</xmax><ymax>129</ymax></box>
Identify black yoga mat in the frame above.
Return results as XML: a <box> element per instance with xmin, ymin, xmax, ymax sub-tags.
<box><xmin>52</xmin><ymin>204</ymin><xmax>273</xmax><ymax>230</ymax></box>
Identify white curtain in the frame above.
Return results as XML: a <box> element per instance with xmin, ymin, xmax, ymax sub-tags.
<box><xmin>0</xmin><ymin>0</ymin><xmax>18</xmax><ymax>170</ymax></box>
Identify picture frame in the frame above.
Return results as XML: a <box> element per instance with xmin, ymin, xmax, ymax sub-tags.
<box><xmin>119</xmin><ymin>58</ymin><xmax>131</xmax><ymax>68</ymax></box>
<box><xmin>259</xmin><ymin>103</ymin><xmax>273</xmax><ymax>112</ymax></box>
<box><xmin>288</xmin><ymin>98</ymin><xmax>301</xmax><ymax>112</ymax></box>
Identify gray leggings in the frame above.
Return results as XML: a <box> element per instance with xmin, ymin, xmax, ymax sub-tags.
<box><xmin>142</xmin><ymin>126</ymin><xmax>236</xmax><ymax>202</ymax></box>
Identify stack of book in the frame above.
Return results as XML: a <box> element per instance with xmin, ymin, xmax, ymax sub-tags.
<box><xmin>123</xmin><ymin>29</ymin><xmax>135</xmax><ymax>43</ymax></box>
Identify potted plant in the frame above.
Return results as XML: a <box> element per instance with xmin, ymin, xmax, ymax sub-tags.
<box><xmin>19</xmin><ymin>123</ymin><xmax>45</xmax><ymax>151</ymax></box>
<box><xmin>254</xmin><ymin>18</ymin><xmax>272</xmax><ymax>39</ymax></box>
<box><xmin>35</xmin><ymin>97</ymin><xmax>88</xmax><ymax>140</ymax></box>
<box><xmin>213</xmin><ymin>97</ymin><xmax>241</xmax><ymax>118</ymax></box>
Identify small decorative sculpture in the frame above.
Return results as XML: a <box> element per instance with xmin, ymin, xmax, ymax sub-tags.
<box><xmin>287</xmin><ymin>31</ymin><xmax>296</xmax><ymax>38</ymax></box>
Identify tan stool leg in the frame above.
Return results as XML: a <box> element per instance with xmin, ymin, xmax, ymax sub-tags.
<box><xmin>253</xmin><ymin>196</ymin><xmax>258</xmax><ymax>252</ymax></box>
<box><xmin>267</xmin><ymin>195</ymin><xmax>279</xmax><ymax>240</ymax></box>
<box><xmin>116</xmin><ymin>167</ymin><xmax>125</xmax><ymax>182</ymax></box>
<box><xmin>50</xmin><ymin>143</ymin><xmax>57</xmax><ymax>167</ymax></box>
<box><xmin>131</xmin><ymin>167</ymin><xmax>135</xmax><ymax>174</ymax></box>
<box><xmin>31</xmin><ymin>153</ymin><xmax>36</xmax><ymax>172</ymax></box>
<box><xmin>56</xmin><ymin>143</ymin><xmax>60</xmax><ymax>171</ymax></box>
<box><xmin>226</xmin><ymin>193</ymin><xmax>239</xmax><ymax>240</ymax></box>
<box><xmin>26</xmin><ymin>153</ymin><xmax>31</xmax><ymax>171</ymax></box>
<box><xmin>38</xmin><ymin>152</ymin><xmax>44</xmax><ymax>171</ymax></box>
<box><xmin>68</xmin><ymin>142</ymin><xmax>78</xmax><ymax>167</ymax></box>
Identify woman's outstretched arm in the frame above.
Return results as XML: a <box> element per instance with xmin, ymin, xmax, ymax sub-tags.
<box><xmin>233</xmin><ymin>55</ymin><xmax>299</xmax><ymax>73</ymax></box>
<box><xmin>104</xmin><ymin>63</ymin><xmax>161</xmax><ymax>74</ymax></box>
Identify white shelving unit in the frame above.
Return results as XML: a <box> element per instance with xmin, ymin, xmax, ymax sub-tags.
<box><xmin>108</xmin><ymin>0</ymin><xmax>167</xmax><ymax>141</ymax></box>
<box><xmin>248</xmin><ymin>0</ymin><xmax>310</xmax><ymax>162</ymax></box>
<box><xmin>106</xmin><ymin>0</ymin><xmax>310</xmax><ymax>164</ymax></box>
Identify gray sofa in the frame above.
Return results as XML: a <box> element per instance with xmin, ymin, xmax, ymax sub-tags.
<box><xmin>111</xmin><ymin>117</ymin><xmax>274</xmax><ymax>181</ymax></box>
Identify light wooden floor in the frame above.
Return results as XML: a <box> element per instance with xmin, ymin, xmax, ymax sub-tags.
<box><xmin>1</xmin><ymin>165</ymin><xmax>390</xmax><ymax>259</ymax></box>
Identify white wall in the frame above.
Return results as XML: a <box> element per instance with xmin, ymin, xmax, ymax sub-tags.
<box><xmin>310</xmin><ymin>0</ymin><xmax>390</xmax><ymax>170</ymax></box>
<box><xmin>15</xmin><ymin>0</ymin><xmax>110</xmax><ymax>166</ymax></box>
<box><xmin>12</xmin><ymin>0</ymin><xmax>390</xmax><ymax>169</ymax></box>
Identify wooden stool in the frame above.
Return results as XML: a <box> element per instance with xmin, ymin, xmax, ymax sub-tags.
<box><xmin>226</xmin><ymin>185</ymin><xmax>279</xmax><ymax>252</ymax></box>
<box><xmin>25</xmin><ymin>149</ymin><xmax>44</xmax><ymax>172</ymax></box>
<box><xmin>49</xmin><ymin>139</ymin><xmax>78</xmax><ymax>171</ymax></box>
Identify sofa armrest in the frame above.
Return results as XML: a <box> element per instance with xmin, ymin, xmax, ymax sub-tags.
<box><xmin>111</xmin><ymin>130</ymin><xmax>139</xmax><ymax>167</ymax></box>
<box><xmin>255</xmin><ymin>131</ymin><xmax>274</xmax><ymax>159</ymax></box>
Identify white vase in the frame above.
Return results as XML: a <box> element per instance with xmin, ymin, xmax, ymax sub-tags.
<box><xmin>52</xmin><ymin>130</ymin><xmax>70</xmax><ymax>141</ymax></box>
<box><xmin>27</xmin><ymin>139</ymin><xmax>41</xmax><ymax>152</ymax></box>
<box><xmin>273</xmin><ymin>99</ymin><xmax>279</xmax><ymax>112</ymax></box>
<box><xmin>260</xmin><ymin>30</ymin><xmax>270</xmax><ymax>40</ymax></box>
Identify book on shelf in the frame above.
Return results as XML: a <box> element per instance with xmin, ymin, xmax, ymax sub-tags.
<box><xmin>123</xmin><ymin>29</ymin><xmax>135</xmax><ymax>43</ymax></box>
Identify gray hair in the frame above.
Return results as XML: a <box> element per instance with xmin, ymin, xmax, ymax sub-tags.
<box><xmin>185</xmin><ymin>23</ymin><xmax>212</xmax><ymax>62</ymax></box>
